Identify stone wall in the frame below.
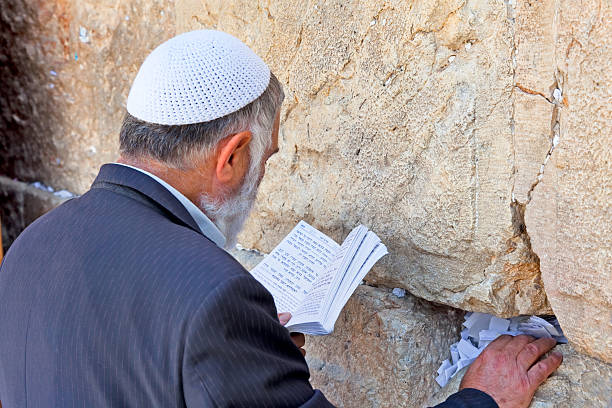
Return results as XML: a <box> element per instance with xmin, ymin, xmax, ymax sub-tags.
<box><xmin>0</xmin><ymin>177</ymin><xmax>67</xmax><ymax>255</ymax></box>
<box><xmin>184</xmin><ymin>0</ymin><xmax>553</xmax><ymax>318</ymax></box>
<box><xmin>1</xmin><ymin>0</ymin><xmax>610</xmax><ymax>405</ymax></box>
<box><xmin>177</xmin><ymin>0</ymin><xmax>610</xmax><ymax>361</ymax></box>
<box><xmin>522</xmin><ymin>1</ymin><xmax>612</xmax><ymax>364</ymax></box>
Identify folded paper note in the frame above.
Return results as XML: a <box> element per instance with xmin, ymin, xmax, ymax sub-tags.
<box><xmin>249</xmin><ymin>221</ymin><xmax>388</xmax><ymax>335</ymax></box>
<box><xmin>435</xmin><ymin>312</ymin><xmax>567</xmax><ymax>387</ymax></box>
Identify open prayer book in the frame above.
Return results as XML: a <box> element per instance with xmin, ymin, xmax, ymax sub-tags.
<box><xmin>249</xmin><ymin>221</ymin><xmax>388</xmax><ymax>335</ymax></box>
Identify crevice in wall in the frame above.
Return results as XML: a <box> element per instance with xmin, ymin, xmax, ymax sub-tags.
<box><xmin>510</xmin><ymin>201</ymin><xmax>535</xmax><ymax>257</ymax></box>
<box><xmin>515</xmin><ymin>83</ymin><xmax>554</xmax><ymax>103</ymax></box>
<box><xmin>519</xmin><ymin>0</ymin><xmax>566</xmax><ymax>207</ymax></box>
<box><xmin>506</xmin><ymin>0</ymin><xmax>518</xmax><ymax>208</ymax></box>
<box><xmin>234</xmin><ymin>242</ymin><xmax>472</xmax><ymax>309</ymax></box>
<box><xmin>510</xmin><ymin>0</ymin><xmax>566</xmax><ymax>208</ymax></box>
<box><xmin>523</xmin><ymin>79</ymin><xmax>563</xmax><ymax>205</ymax></box>
<box><xmin>505</xmin><ymin>0</ymin><xmax>568</xmax><ymax>320</ymax></box>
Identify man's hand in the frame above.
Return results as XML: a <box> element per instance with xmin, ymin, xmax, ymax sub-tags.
<box><xmin>278</xmin><ymin>312</ymin><xmax>306</xmax><ymax>357</ymax></box>
<box><xmin>460</xmin><ymin>335</ymin><xmax>563</xmax><ymax>408</ymax></box>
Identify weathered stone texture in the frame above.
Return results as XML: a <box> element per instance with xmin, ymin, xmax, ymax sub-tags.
<box><xmin>176</xmin><ymin>0</ymin><xmax>552</xmax><ymax>317</ymax></box>
<box><xmin>0</xmin><ymin>0</ymin><xmax>175</xmax><ymax>193</ymax></box>
<box><xmin>427</xmin><ymin>344</ymin><xmax>612</xmax><ymax>408</ymax></box>
<box><xmin>524</xmin><ymin>2</ymin><xmax>612</xmax><ymax>362</ymax></box>
<box><xmin>512</xmin><ymin>91</ymin><xmax>555</xmax><ymax>205</ymax></box>
<box><xmin>305</xmin><ymin>285</ymin><xmax>463</xmax><ymax>408</ymax></box>
<box><xmin>2</xmin><ymin>0</ymin><xmax>609</xmax><ymax>378</ymax></box>
<box><xmin>0</xmin><ymin>176</ymin><xmax>67</xmax><ymax>254</ymax></box>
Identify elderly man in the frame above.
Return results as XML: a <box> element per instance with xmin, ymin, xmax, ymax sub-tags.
<box><xmin>0</xmin><ymin>30</ymin><xmax>561</xmax><ymax>407</ymax></box>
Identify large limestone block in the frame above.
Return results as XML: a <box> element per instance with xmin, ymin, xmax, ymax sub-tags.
<box><xmin>177</xmin><ymin>0</ymin><xmax>551</xmax><ymax>316</ymax></box>
<box><xmin>0</xmin><ymin>0</ymin><xmax>175</xmax><ymax>193</ymax></box>
<box><xmin>305</xmin><ymin>285</ymin><xmax>463</xmax><ymax>408</ymax></box>
<box><xmin>230</xmin><ymin>248</ymin><xmax>464</xmax><ymax>407</ymax></box>
<box><xmin>525</xmin><ymin>2</ymin><xmax>612</xmax><ymax>362</ymax></box>
<box><xmin>427</xmin><ymin>344</ymin><xmax>612</xmax><ymax>408</ymax></box>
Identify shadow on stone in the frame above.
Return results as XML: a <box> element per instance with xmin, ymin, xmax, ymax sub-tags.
<box><xmin>0</xmin><ymin>176</ymin><xmax>66</xmax><ymax>254</ymax></box>
<box><xmin>0</xmin><ymin>0</ymin><xmax>60</xmax><ymax>182</ymax></box>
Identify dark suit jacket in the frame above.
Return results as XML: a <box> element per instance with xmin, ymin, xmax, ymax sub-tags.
<box><xmin>0</xmin><ymin>163</ymin><xmax>496</xmax><ymax>407</ymax></box>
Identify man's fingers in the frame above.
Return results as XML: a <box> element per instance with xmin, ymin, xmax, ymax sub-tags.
<box><xmin>485</xmin><ymin>334</ymin><xmax>517</xmax><ymax>351</ymax></box>
<box><xmin>527</xmin><ymin>352</ymin><xmax>563</xmax><ymax>386</ymax></box>
<box><xmin>291</xmin><ymin>332</ymin><xmax>305</xmax><ymax>348</ymax></box>
<box><xmin>503</xmin><ymin>334</ymin><xmax>537</xmax><ymax>355</ymax></box>
<box><xmin>291</xmin><ymin>332</ymin><xmax>306</xmax><ymax>357</ymax></box>
<box><xmin>517</xmin><ymin>337</ymin><xmax>557</xmax><ymax>369</ymax></box>
<box><xmin>278</xmin><ymin>312</ymin><xmax>292</xmax><ymax>326</ymax></box>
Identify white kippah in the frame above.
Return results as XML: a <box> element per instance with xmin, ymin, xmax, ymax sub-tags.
<box><xmin>127</xmin><ymin>30</ymin><xmax>271</xmax><ymax>125</ymax></box>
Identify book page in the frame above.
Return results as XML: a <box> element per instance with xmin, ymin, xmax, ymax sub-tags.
<box><xmin>249</xmin><ymin>221</ymin><xmax>339</xmax><ymax>314</ymax></box>
<box><xmin>335</xmin><ymin>234</ymin><xmax>387</xmax><ymax>307</ymax></box>
<box><xmin>321</xmin><ymin>226</ymin><xmax>368</xmax><ymax>311</ymax></box>
<box><xmin>325</xmin><ymin>240</ymin><xmax>388</xmax><ymax>327</ymax></box>
<box><xmin>288</xmin><ymin>226</ymin><xmax>365</xmax><ymax>325</ymax></box>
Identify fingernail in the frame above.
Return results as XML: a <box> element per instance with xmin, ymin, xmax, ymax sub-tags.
<box><xmin>278</xmin><ymin>312</ymin><xmax>291</xmax><ymax>325</ymax></box>
<box><xmin>552</xmin><ymin>351</ymin><xmax>563</xmax><ymax>359</ymax></box>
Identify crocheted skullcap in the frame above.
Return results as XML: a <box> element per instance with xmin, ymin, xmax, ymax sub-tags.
<box><xmin>127</xmin><ymin>30</ymin><xmax>271</xmax><ymax>125</ymax></box>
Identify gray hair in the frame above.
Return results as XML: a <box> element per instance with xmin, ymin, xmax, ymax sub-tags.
<box><xmin>119</xmin><ymin>72</ymin><xmax>284</xmax><ymax>170</ymax></box>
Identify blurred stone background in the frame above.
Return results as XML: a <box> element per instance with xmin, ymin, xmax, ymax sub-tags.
<box><xmin>1</xmin><ymin>0</ymin><xmax>610</xmax><ymax>406</ymax></box>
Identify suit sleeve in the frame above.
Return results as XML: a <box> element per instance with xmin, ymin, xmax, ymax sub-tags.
<box><xmin>182</xmin><ymin>274</ymin><xmax>335</xmax><ymax>408</ymax></box>
<box><xmin>429</xmin><ymin>388</ymin><xmax>499</xmax><ymax>408</ymax></box>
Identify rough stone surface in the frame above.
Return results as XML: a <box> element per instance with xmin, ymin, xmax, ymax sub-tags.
<box><xmin>176</xmin><ymin>0</ymin><xmax>553</xmax><ymax>317</ymax></box>
<box><xmin>427</xmin><ymin>344</ymin><xmax>612</xmax><ymax>408</ymax></box>
<box><xmin>523</xmin><ymin>1</ymin><xmax>612</xmax><ymax>363</ymax></box>
<box><xmin>1</xmin><ymin>0</ymin><xmax>609</xmax><ymax>385</ymax></box>
<box><xmin>0</xmin><ymin>176</ymin><xmax>67</xmax><ymax>254</ymax></box>
<box><xmin>0</xmin><ymin>0</ymin><xmax>175</xmax><ymax>193</ymax></box>
<box><xmin>305</xmin><ymin>286</ymin><xmax>464</xmax><ymax>408</ymax></box>
<box><xmin>231</xmin><ymin>248</ymin><xmax>464</xmax><ymax>408</ymax></box>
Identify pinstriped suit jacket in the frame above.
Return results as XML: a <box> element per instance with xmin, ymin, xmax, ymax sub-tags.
<box><xmin>0</xmin><ymin>164</ymin><xmax>332</xmax><ymax>407</ymax></box>
<box><xmin>0</xmin><ymin>163</ymin><xmax>496</xmax><ymax>408</ymax></box>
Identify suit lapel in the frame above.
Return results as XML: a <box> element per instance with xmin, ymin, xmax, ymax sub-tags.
<box><xmin>92</xmin><ymin>163</ymin><xmax>203</xmax><ymax>235</ymax></box>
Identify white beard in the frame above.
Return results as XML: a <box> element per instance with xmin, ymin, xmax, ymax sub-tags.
<box><xmin>198</xmin><ymin>166</ymin><xmax>261</xmax><ymax>250</ymax></box>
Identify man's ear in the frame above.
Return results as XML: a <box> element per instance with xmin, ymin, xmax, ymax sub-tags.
<box><xmin>215</xmin><ymin>130</ymin><xmax>252</xmax><ymax>183</ymax></box>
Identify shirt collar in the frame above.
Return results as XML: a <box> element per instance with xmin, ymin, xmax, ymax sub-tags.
<box><xmin>114</xmin><ymin>163</ymin><xmax>227</xmax><ymax>249</ymax></box>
